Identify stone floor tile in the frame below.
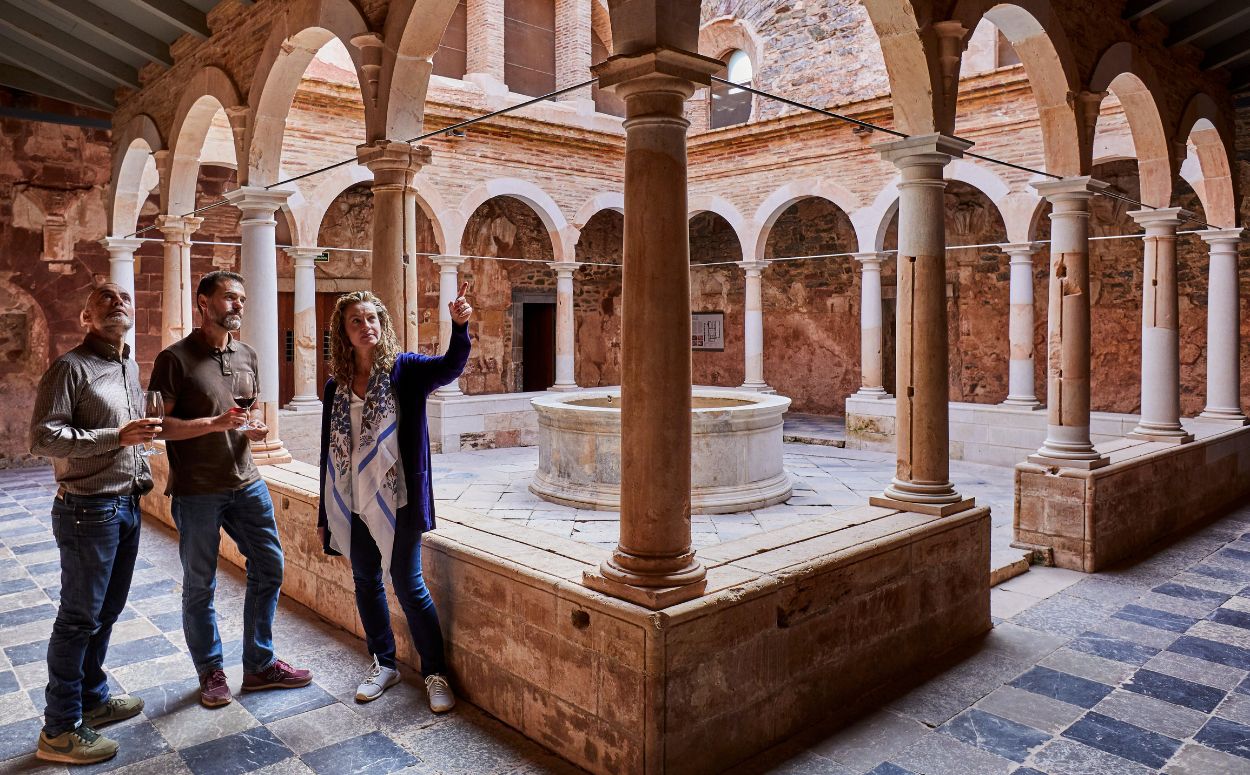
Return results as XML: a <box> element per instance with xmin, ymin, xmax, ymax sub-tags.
<box><xmin>1111</xmin><ymin>603</ymin><xmax>1198</xmax><ymax>634</ymax></box>
<box><xmin>1027</xmin><ymin>738</ymin><xmax>1155</xmax><ymax>775</ymax></box>
<box><xmin>807</xmin><ymin>708</ymin><xmax>928</xmax><ymax>771</ymax></box>
<box><xmin>1093</xmin><ymin>688</ymin><xmax>1210</xmax><ymax>739</ymax></box>
<box><xmin>1009</xmin><ymin>666</ymin><xmax>1115</xmax><ymax>708</ymax></box>
<box><xmin>939</xmin><ymin>707</ymin><xmax>1049</xmax><ymax>763</ymax></box>
<box><xmin>152</xmin><ymin>695</ymin><xmax>261</xmax><ymax>750</ymax></box>
<box><xmin>887</xmin><ymin>651</ymin><xmax>1026</xmax><ymax>727</ymax></box>
<box><xmin>0</xmin><ymin>689</ymin><xmax>37</xmax><ymax>723</ymax></box>
<box><xmin>301</xmin><ymin>730</ymin><xmax>418</xmax><ymax>775</ymax></box>
<box><xmin>1011</xmin><ymin>594</ymin><xmax>1117</xmax><ymax>638</ymax></box>
<box><xmin>974</xmin><ymin>686</ymin><xmax>1084</xmax><ymax>735</ymax></box>
<box><xmin>989</xmin><ymin>588</ymin><xmax>1042</xmax><ymax>621</ymax></box>
<box><xmin>728</xmin><ymin>748</ymin><xmax>855</xmax><ymax>775</ymax></box>
<box><xmin>111</xmin><ymin>653</ymin><xmax>193</xmax><ymax>693</ymax></box>
<box><xmin>1167</xmin><ymin>635</ymin><xmax>1250</xmax><ymax>670</ymax></box>
<box><xmin>1067</xmin><ymin>631</ymin><xmax>1158</xmax><ymax>666</ymax></box>
<box><xmin>1194</xmin><ymin>715</ymin><xmax>1250</xmax><ymax>761</ymax></box>
<box><xmin>234</xmin><ymin>683</ymin><xmax>338</xmax><ymax>725</ymax></box>
<box><xmin>394</xmin><ymin>709</ymin><xmax>552</xmax><ymax>775</ymax></box>
<box><xmin>1165</xmin><ymin>741</ymin><xmax>1250</xmax><ymax>774</ymax></box>
<box><xmin>0</xmin><ymin>716</ymin><xmax>44</xmax><ymax>763</ymax></box>
<box><xmin>1190</xmin><ymin>619</ymin><xmax>1250</xmax><ymax>650</ymax></box>
<box><xmin>265</xmin><ymin>699</ymin><xmax>378</xmax><ymax>755</ymax></box>
<box><xmin>889</xmin><ymin>731</ymin><xmax>1016</xmax><ymax>775</ymax></box>
<box><xmin>1062</xmin><ymin>711</ymin><xmax>1181</xmax><ymax>769</ymax></box>
<box><xmin>1062</xmin><ymin>578</ymin><xmax>1143</xmax><ymax>608</ymax></box>
<box><xmin>1216</xmin><ymin>691</ymin><xmax>1250</xmax><ymax>726</ymax></box>
<box><xmin>106</xmin><ymin>751</ymin><xmax>194</xmax><ymax>774</ymax></box>
<box><xmin>1088</xmin><ymin>616</ymin><xmax>1183</xmax><ymax>650</ymax></box>
<box><xmin>1038</xmin><ymin>647</ymin><xmax>1138</xmax><ymax>689</ymax></box>
<box><xmin>0</xmin><ymin>670</ymin><xmax>19</xmax><ymax>695</ymax></box>
<box><xmin>861</xmin><ymin>764</ymin><xmax>916</xmax><ymax>775</ymax></box>
<box><xmin>87</xmin><ymin>719</ymin><xmax>172</xmax><ymax>773</ymax></box>
<box><xmin>1171</xmin><ymin>571</ymin><xmax>1246</xmax><ymax>595</ymax></box>
<box><xmin>1143</xmin><ymin>649</ymin><xmax>1247</xmax><ymax>690</ymax></box>
<box><xmin>179</xmin><ymin>725</ymin><xmax>294</xmax><ymax>775</ymax></box>
<box><xmin>1122</xmin><ymin>667</ymin><xmax>1226</xmax><ymax>712</ymax></box>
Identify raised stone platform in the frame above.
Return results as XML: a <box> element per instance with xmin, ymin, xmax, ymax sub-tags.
<box><xmin>1013</xmin><ymin>422</ymin><xmax>1250</xmax><ymax>571</ymax></box>
<box><xmin>140</xmin><ymin>450</ymin><xmax>991</xmax><ymax>774</ymax></box>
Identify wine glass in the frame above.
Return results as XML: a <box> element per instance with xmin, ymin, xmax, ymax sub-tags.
<box><xmin>231</xmin><ymin>371</ymin><xmax>259</xmax><ymax>432</ymax></box>
<box><xmin>139</xmin><ymin>391</ymin><xmax>163</xmax><ymax>457</ymax></box>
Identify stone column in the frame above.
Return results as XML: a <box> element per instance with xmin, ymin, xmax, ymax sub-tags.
<box><xmin>155</xmin><ymin>215</ymin><xmax>203</xmax><ymax>349</ymax></box>
<box><xmin>853</xmin><ymin>252</ymin><xmax>890</xmax><ymax>398</ymax></box>
<box><xmin>284</xmin><ymin>247</ymin><xmax>323</xmax><ymax>412</ymax></box>
<box><xmin>1199</xmin><ymin>228</ymin><xmax>1248</xmax><ymax>424</ymax></box>
<box><xmin>1028</xmin><ymin>177</ymin><xmax>1109</xmax><ymax>469</ymax></box>
<box><xmin>101</xmin><ymin>236</ymin><xmax>144</xmax><ymax>351</ymax></box>
<box><xmin>868</xmin><ymin>135</ymin><xmax>974</xmax><ymax>516</ymax></box>
<box><xmin>549</xmin><ymin>261</ymin><xmax>579</xmax><ymax>391</ymax></box>
<box><xmin>1001</xmin><ymin>243</ymin><xmax>1043</xmax><ymax>409</ymax></box>
<box><xmin>738</xmin><ymin>260</ymin><xmax>770</xmax><ymax>391</ymax></box>
<box><xmin>1128</xmin><ymin>208</ymin><xmax>1193</xmax><ymax>443</ymax></box>
<box><xmin>223</xmin><ymin>187</ymin><xmax>294</xmax><ymax>465</ymax></box>
<box><xmin>433</xmin><ymin>255</ymin><xmax>466</xmax><ymax>397</ymax></box>
<box><xmin>465</xmin><ymin>0</ymin><xmax>506</xmax><ymax>93</ymax></box>
<box><xmin>582</xmin><ymin>48</ymin><xmax>723</xmax><ymax>609</ymax></box>
<box><xmin>357</xmin><ymin>140</ymin><xmax>431</xmax><ymax>352</ymax></box>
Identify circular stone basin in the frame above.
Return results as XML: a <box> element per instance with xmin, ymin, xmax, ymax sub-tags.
<box><xmin>529</xmin><ymin>388</ymin><xmax>792</xmax><ymax>514</ymax></box>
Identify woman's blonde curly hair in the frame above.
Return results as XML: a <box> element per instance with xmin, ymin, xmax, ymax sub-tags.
<box><xmin>328</xmin><ymin>291</ymin><xmax>401</xmax><ymax>384</ymax></box>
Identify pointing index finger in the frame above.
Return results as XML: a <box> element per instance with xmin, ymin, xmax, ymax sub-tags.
<box><xmin>458</xmin><ymin>281</ymin><xmax>469</xmax><ymax>298</ymax></box>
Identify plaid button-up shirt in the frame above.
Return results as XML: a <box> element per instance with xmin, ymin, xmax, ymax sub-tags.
<box><xmin>28</xmin><ymin>333</ymin><xmax>153</xmax><ymax>496</ymax></box>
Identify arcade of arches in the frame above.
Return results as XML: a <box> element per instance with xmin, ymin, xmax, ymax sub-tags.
<box><xmin>5</xmin><ymin>0</ymin><xmax>1250</xmax><ymax>772</ymax></box>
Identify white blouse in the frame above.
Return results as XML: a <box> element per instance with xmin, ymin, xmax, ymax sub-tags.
<box><xmin>347</xmin><ymin>387</ymin><xmax>405</xmax><ymax>516</ymax></box>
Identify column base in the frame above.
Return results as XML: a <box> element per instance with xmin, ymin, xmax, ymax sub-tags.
<box><xmin>869</xmin><ymin>494</ymin><xmax>976</xmax><ymax>517</ymax></box>
<box><xmin>283</xmin><ymin>396</ymin><xmax>322</xmax><ymax>413</ymax></box>
<box><xmin>740</xmin><ymin>381</ymin><xmax>775</xmax><ymax>394</ymax></box>
<box><xmin>1198</xmin><ymin>409</ymin><xmax>1249</xmax><ymax>426</ymax></box>
<box><xmin>548</xmin><ymin>383</ymin><xmax>580</xmax><ymax>392</ymax></box>
<box><xmin>434</xmin><ymin>384</ymin><xmax>464</xmax><ymax>398</ymax></box>
<box><xmin>250</xmin><ymin>440</ymin><xmax>293</xmax><ymax>466</ymax></box>
<box><xmin>853</xmin><ymin>388</ymin><xmax>894</xmax><ymax>400</ymax></box>
<box><xmin>582</xmin><ymin>567</ymin><xmax>707</xmax><ymax>609</ymax></box>
<box><xmin>1127</xmin><ymin>428</ymin><xmax>1193</xmax><ymax>444</ymax></box>
<box><xmin>1026</xmin><ymin>453</ymin><xmax>1109</xmax><ymax>470</ymax></box>
<box><xmin>1001</xmin><ymin>397</ymin><xmax>1044</xmax><ymax>410</ymax></box>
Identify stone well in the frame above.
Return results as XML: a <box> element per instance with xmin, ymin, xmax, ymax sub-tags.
<box><xmin>529</xmin><ymin>388</ymin><xmax>793</xmax><ymax>514</ymax></box>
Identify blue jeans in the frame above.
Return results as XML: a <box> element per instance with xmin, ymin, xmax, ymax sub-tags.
<box><xmin>44</xmin><ymin>493</ymin><xmax>141</xmax><ymax>736</ymax></box>
<box><xmin>172</xmin><ymin>479</ymin><xmax>283</xmax><ymax>676</ymax></box>
<box><xmin>349</xmin><ymin>512</ymin><xmax>445</xmax><ymax>676</ymax></box>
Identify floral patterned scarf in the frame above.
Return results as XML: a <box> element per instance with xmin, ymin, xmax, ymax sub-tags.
<box><xmin>323</xmin><ymin>368</ymin><xmax>407</xmax><ymax>572</ymax></box>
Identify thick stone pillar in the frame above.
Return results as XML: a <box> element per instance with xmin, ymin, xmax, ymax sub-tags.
<box><xmin>582</xmin><ymin>48</ymin><xmax>723</xmax><ymax>609</ymax></box>
<box><xmin>284</xmin><ymin>247</ymin><xmax>323</xmax><ymax>412</ymax></box>
<box><xmin>738</xmin><ymin>260</ymin><xmax>770</xmax><ymax>391</ymax></box>
<box><xmin>1199</xmin><ymin>228</ymin><xmax>1248</xmax><ymax>424</ymax></box>
<box><xmin>433</xmin><ymin>255</ymin><xmax>466</xmax><ymax>397</ymax></box>
<box><xmin>853</xmin><ymin>252</ymin><xmax>890</xmax><ymax>399</ymax></box>
<box><xmin>1028</xmin><ymin>177</ymin><xmax>1109</xmax><ymax>469</ymax></box>
<box><xmin>465</xmin><ymin>0</ymin><xmax>506</xmax><ymax>93</ymax></box>
<box><xmin>155</xmin><ymin>215</ymin><xmax>202</xmax><ymax>349</ymax></box>
<box><xmin>869</xmin><ymin>135</ymin><xmax>974</xmax><ymax>516</ymax></box>
<box><xmin>101</xmin><ymin>236</ymin><xmax>144</xmax><ymax>351</ymax></box>
<box><xmin>223</xmin><ymin>187</ymin><xmax>293</xmax><ymax>465</ymax></box>
<box><xmin>549</xmin><ymin>261</ymin><xmax>579</xmax><ymax>391</ymax></box>
<box><xmin>1129</xmin><ymin>208</ymin><xmax>1193</xmax><ymax>443</ymax></box>
<box><xmin>1001</xmin><ymin>243</ymin><xmax>1043</xmax><ymax>408</ymax></box>
<box><xmin>357</xmin><ymin>140</ymin><xmax>431</xmax><ymax>352</ymax></box>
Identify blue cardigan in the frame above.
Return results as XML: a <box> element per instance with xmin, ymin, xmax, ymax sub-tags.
<box><xmin>317</xmin><ymin>322</ymin><xmax>471</xmax><ymax>554</ymax></box>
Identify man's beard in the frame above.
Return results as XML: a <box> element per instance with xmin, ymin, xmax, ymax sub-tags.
<box><xmin>217</xmin><ymin>312</ymin><xmax>243</xmax><ymax>331</ymax></box>
<box><xmin>100</xmin><ymin>311</ymin><xmax>133</xmax><ymax>333</ymax></box>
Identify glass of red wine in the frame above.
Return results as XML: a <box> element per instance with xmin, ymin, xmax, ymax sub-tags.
<box><xmin>139</xmin><ymin>390</ymin><xmax>163</xmax><ymax>457</ymax></box>
<box><xmin>232</xmin><ymin>371</ymin><xmax>259</xmax><ymax>431</ymax></box>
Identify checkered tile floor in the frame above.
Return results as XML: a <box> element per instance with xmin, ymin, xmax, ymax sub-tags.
<box><xmin>8</xmin><ymin>464</ymin><xmax>1250</xmax><ymax>774</ymax></box>
<box><xmin>0</xmin><ymin>467</ymin><xmax>583</xmax><ymax>775</ymax></box>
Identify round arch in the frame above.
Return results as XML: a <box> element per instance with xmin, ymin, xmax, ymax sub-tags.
<box><xmin>572</xmin><ymin>191</ymin><xmax>624</xmax><ymax>229</ymax></box>
<box><xmin>751</xmin><ymin>179</ymin><xmax>863</xmax><ymax>260</ymax></box>
<box><xmin>377</xmin><ymin>0</ymin><xmax>463</xmax><ymax>142</ymax></box>
<box><xmin>1090</xmin><ymin>43</ymin><xmax>1173</xmax><ymax>208</ymax></box>
<box><xmin>166</xmin><ymin>67</ymin><xmax>245</xmax><ymax>215</ymax></box>
<box><xmin>1177</xmin><ymin>93</ymin><xmax>1237</xmax><ymax>227</ymax></box>
<box><xmin>688</xmin><ymin>194</ymin><xmax>750</xmax><ymax>260</ymax></box>
<box><xmin>110</xmin><ymin>114</ymin><xmax>163</xmax><ymax>236</ymax></box>
<box><xmin>455</xmin><ymin>178</ymin><xmax>571</xmax><ymax>261</ymax></box>
<box><xmin>858</xmin><ymin>0</ymin><xmax>942</xmax><ymax>134</ymax></box>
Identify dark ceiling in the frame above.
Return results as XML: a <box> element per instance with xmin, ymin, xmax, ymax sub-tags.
<box><xmin>1125</xmin><ymin>0</ymin><xmax>1250</xmax><ymax>92</ymax></box>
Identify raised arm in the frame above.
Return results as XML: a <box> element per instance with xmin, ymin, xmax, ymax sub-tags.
<box><xmin>149</xmin><ymin>350</ymin><xmax>244</xmax><ymax>440</ymax></box>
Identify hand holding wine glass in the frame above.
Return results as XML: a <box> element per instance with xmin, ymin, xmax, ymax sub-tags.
<box><xmin>232</xmin><ymin>371</ymin><xmax>259</xmax><ymax>432</ymax></box>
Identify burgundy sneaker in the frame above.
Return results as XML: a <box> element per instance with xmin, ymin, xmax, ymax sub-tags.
<box><xmin>199</xmin><ymin>669</ymin><xmax>232</xmax><ymax>708</ymax></box>
<box><xmin>241</xmin><ymin>659</ymin><xmax>312</xmax><ymax>692</ymax></box>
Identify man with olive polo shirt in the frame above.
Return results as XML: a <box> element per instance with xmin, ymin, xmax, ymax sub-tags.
<box><xmin>149</xmin><ymin>270</ymin><xmax>311</xmax><ymax>709</ymax></box>
<box><xmin>29</xmin><ymin>282</ymin><xmax>159</xmax><ymax>765</ymax></box>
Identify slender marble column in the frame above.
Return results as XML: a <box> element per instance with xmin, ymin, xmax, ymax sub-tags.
<box><xmin>1199</xmin><ymin>228</ymin><xmax>1249</xmax><ymax>424</ymax></box>
<box><xmin>284</xmin><ymin>247</ymin><xmax>323</xmax><ymax>412</ymax></box>
<box><xmin>852</xmin><ymin>252</ymin><xmax>890</xmax><ymax>398</ymax></box>
<box><xmin>224</xmin><ymin>187</ymin><xmax>294</xmax><ymax>465</ymax></box>
<box><xmin>433</xmin><ymin>255</ymin><xmax>466</xmax><ymax>397</ymax></box>
<box><xmin>1128</xmin><ymin>208</ymin><xmax>1193</xmax><ymax>442</ymax></box>
<box><xmin>581</xmin><ymin>48</ymin><xmax>723</xmax><ymax>609</ymax></box>
<box><xmin>867</xmin><ymin>135</ymin><xmax>974</xmax><ymax>517</ymax></box>
<box><xmin>1001</xmin><ymin>243</ymin><xmax>1043</xmax><ymax>408</ymax></box>
<box><xmin>549</xmin><ymin>261</ymin><xmax>579</xmax><ymax>391</ymax></box>
<box><xmin>155</xmin><ymin>215</ymin><xmax>202</xmax><ymax>349</ymax></box>
<box><xmin>738</xmin><ymin>260</ymin><xmax>770</xmax><ymax>391</ymax></box>
<box><xmin>101</xmin><ymin>236</ymin><xmax>144</xmax><ymax>351</ymax></box>
<box><xmin>357</xmin><ymin>140</ymin><xmax>431</xmax><ymax>352</ymax></box>
<box><xmin>1028</xmin><ymin>177</ymin><xmax>1109</xmax><ymax>469</ymax></box>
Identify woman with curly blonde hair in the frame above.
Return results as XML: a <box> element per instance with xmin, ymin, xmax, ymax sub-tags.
<box><xmin>316</xmin><ymin>286</ymin><xmax>472</xmax><ymax>711</ymax></box>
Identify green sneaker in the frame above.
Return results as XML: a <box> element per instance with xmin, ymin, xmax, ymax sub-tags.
<box><xmin>83</xmin><ymin>695</ymin><xmax>145</xmax><ymax>728</ymax></box>
<box><xmin>36</xmin><ymin>724</ymin><xmax>119</xmax><ymax>765</ymax></box>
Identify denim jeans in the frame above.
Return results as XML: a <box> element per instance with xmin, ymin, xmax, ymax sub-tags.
<box><xmin>44</xmin><ymin>493</ymin><xmax>141</xmax><ymax>736</ymax></box>
<box><xmin>172</xmin><ymin>479</ymin><xmax>283</xmax><ymax>676</ymax></box>
<box><xmin>349</xmin><ymin>512</ymin><xmax>446</xmax><ymax>676</ymax></box>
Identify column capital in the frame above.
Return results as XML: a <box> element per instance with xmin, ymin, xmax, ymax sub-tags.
<box><xmin>1128</xmin><ymin>207</ymin><xmax>1192</xmax><ymax>231</ymax></box>
<box><xmin>1199</xmin><ymin>227</ymin><xmax>1247</xmax><ymax>246</ymax></box>
<box><xmin>1031</xmin><ymin>176</ymin><xmax>1108</xmax><ymax>202</ymax></box>
<box><xmin>547</xmin><ymin>260</ymin><xmax>580</xmax><ymax>276</ymax></box>
<box><xmin>155</xmin><ymin>214</ymin><xmax>204</xmax><ymax>241</ymax></box>
<box><xmin>432</xmin><ymin>255</ymin><xmax>467</xmax><ymax>270</ymax></box>
<box><xmin>736</xmin><ymin>259</ymin><xmax>768</xmax><ymax>274</ymax></box>
<box><xmin>100</xmin><ymin>236</ymin><xmax>145</xmax><ymax>254</ymax></box>
<box><xmin>222</xmin><ymin>186</ymin><xmax>293</xmax><ymax>218</ymax></box>
<box><xmin>874</xmin><ymin>133</ymin><xmax>972</xmax><ymax>169</ymax></box>
<box><xmin>356</xmin><ymin>140</ymin><xmax>431</xmax><ymax>177</ymax></box>
<box><xmin>284</xmin><ymin>246</ymin><xmax>323</xmax><ymax>266</ymax></box>
<box><xmin>1000</xmin><ymin>242</ymin><xmax>1044</xmax><ymax>263</ymax></box>
<box><xmin>851</xmin><ymin>251</ymin><xmax>889</xmax><ymax>267</ymax></box>
<box><xmin>592</xmin><ymin>47</ymin><xmax>724</xmax><ymax>97</ymax></box>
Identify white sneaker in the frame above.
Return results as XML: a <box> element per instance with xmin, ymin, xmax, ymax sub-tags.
<box><xmin>355</xmin><ymin>656</ymin><xmax>400</xmax><ymax>703</ymax></box>
<box><xmin>424</xmin><ymin>674</ymin><xmax>455</xmax><ymax>713</ymax></box>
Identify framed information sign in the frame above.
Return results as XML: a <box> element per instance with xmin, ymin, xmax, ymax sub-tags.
<box><xmin>691</xmin><ymin>312</ymin><xmax>725</xmax><ymax>351</ymax></box>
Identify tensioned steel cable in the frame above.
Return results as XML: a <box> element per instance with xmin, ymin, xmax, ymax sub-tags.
<box><xmin>711</xmin><ymin>75</ymin><xmax>1217</xmax><ymax>230</ymax></box>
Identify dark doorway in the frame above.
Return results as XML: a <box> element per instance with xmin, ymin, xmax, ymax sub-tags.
<box><xmin>278</xmin><ymin>291</ymin><xmax>345</xmax><ymax>406</ymax></box>
<box><xmin>521</xmin><ymin>302</ymin><xmax>556</xmax><ymax>392</ymax></box>
<box><xmin>882</xmin><ymin>290</ymin><xmax>897</xmax><ymax>396</ymax></box>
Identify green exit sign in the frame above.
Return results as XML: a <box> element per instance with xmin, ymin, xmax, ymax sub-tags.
<box><xmin>314</xmin><ymin>252</ymin><xmax>329</xmax><ymax>262</ymax></box>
